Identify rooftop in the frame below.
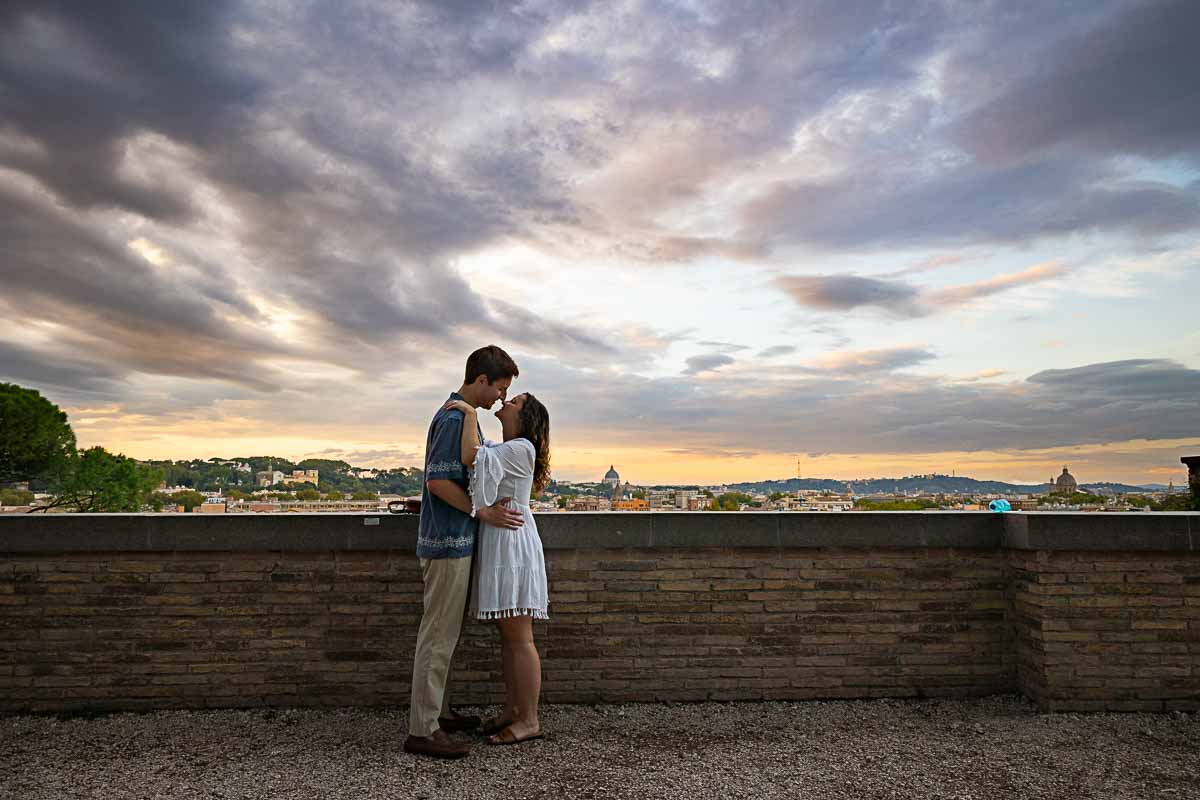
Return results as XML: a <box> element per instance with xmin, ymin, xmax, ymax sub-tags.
<box><xmin>3</xmin><ymin>696</ymin><xmax>1198</xmax><ymax>799</ymax></box>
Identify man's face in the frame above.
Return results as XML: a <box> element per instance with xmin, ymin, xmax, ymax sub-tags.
<box><xmin>477</xmin><ymin>376</ymin><xmax>511</xmax><ymax>409</ymax></box>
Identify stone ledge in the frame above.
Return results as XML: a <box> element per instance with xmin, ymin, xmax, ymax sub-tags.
<box><xmin>1001</xmin><ymin>512</ymin><xmax>1195</xmax><ymax>551</ymax></box>
<box><xmin>0</xmin><ymin>511</ymin><xmax>1195</xmax><ymax>553</ymax></box>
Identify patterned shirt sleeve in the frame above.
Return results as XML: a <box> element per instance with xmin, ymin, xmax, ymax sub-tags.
<box><xmin>425</xmin><ymin>412</ymin><xmax>466</xmax><ymax>480</ymax></box>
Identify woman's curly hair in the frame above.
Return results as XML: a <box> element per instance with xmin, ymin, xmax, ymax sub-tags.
<box><xmin>517</xmin><ymin>393</ymin><xmax>551</xmax><ymax>494</ymax></box>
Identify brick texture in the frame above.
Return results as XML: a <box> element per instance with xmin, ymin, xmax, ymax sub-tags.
<box><xmin>1008</xmin><ymin>550</ymin><xmax>1200</xmax><ymax>712</ymax></box>
<box><xmin>1</xmin><ymin>546</ymin><xmax>1195</xmax><ymax>713</ymax></box>
<box><xmin>0</xmin><ymin>548</ymin><xmax>1014</xmax><ymax>713</ymax></box>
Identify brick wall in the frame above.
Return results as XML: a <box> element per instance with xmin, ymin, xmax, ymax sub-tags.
<box><xmin>1008</xmin><ymin>551</ymin><xmax>1200</xmax><ymax>712</ymax></box>
<box><xmin>0</xmin><ymin>547</ymin><xmax>1012</xmax><ymax>713</ymax></box>
<box><xmin>1</xmin><ymin>512</ymin><xmax>1197</xmax><ymax>713</ymax></box>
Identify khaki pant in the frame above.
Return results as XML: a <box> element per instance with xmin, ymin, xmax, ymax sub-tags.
<box><xmin>408</xmin><ymin>555</ymin><xmax>473</xmax><ymax>736</ymax></box>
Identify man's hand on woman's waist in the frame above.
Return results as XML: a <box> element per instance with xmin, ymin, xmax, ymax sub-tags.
<box><xmin>477</xmin><ymin>497</ymin><xmax>523</xmax><ymax>529</ymax></box>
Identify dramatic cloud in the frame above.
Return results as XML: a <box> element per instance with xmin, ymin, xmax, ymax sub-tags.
<box><xmin>953</xmin><ymin>0</ymin><xmax>1200</xmax><ymax>164</ymax></box>
<box><xmin>805</xmin><ymin>347</ymin><xmax>936</xmax><ymax>375</ymax></box>
<box><xmin>776</xmin><ymin>275</ymin><xmax>923</xmax><ymax>316</ymax></box>
<box><xmin>681</xmin><ymin>354</ymin><xmax>735</xmax><ymax>376</ymax></box>
<box><xmin>1</xmin><ymin>2</ymin><xmax>1196</xmax><ymax>482</ymax></box>
<box><xmin>544</xmin><ymin>358</ymin><xmax>1200</xmax><ymax>457</ymax></box>
<box><xmin>777</xmin><ymin>261</ymin><xmax>1068</xmax><ymax>318</ymax></box>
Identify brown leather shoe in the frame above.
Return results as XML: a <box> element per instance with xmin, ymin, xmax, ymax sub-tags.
<box><xmin>403</xmin><ymin>729</ymin><xmax>470</xmax><ymax>759</ymax></box>
<box><xmin>438</xmin><ymin>711</ymin><xmax>481</xmax><ymax>733</ymax></box>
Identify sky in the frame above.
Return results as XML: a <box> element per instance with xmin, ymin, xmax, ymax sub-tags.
<box><xmin>1</xmin><ymin>0</ymin><xmax>1198</xmax><ymax>487</ymax></box>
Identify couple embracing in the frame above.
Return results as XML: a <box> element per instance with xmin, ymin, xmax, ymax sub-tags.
<box><xmin>403</xmin><ymin>345</ymin><xmax>552</xmax><ymax>759</ymax></box>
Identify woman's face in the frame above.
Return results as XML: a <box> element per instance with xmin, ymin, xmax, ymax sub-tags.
<box><xmin>496</xmin><ymin>393</ymin><xmax>527</xmax><ymax>428</ymax></box>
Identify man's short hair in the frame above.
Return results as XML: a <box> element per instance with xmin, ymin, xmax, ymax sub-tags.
<box><xmin>464</xmin><ymin>345</ymin><xmax>519</xmax><ymax>385</ymax></box>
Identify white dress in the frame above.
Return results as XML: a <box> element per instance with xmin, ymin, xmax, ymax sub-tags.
<box><xmin>468</xmin><ymin>438</ymin><xmax>549</xmax><ymax>620</ymax></box>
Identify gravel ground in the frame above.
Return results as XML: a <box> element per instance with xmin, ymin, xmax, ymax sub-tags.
<box><xmin>2</xmin><ymin>695</ymin><xmax>1198</xmax><ymax>800</ymax></box>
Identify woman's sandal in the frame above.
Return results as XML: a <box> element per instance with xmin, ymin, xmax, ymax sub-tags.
<box><xmin>479</xmin><ymin>717</ymin><xmax>513</xmax><ymax>737</ymax></box>
<box><xmin>486</xmin><ymin>726</ymin><xmax>544</xmax><ymax>746</ymax></box>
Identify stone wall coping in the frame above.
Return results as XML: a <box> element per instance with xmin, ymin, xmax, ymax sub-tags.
<box><xmin>1</xmin><ymin>511</ymin><xmax>1196</xmax><ymax>553</ymax></box>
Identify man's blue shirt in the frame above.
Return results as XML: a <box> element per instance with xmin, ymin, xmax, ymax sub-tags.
<box><xmin>416</xmin><ymin>392</ymin><xmax>484</xmax><ymax>559</ymax></box>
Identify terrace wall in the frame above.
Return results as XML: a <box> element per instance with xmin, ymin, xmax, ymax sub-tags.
<box><xmin>1</xmin><ymin>512</ymin><xmax>1197</xmax><ymax>713</ymax></box>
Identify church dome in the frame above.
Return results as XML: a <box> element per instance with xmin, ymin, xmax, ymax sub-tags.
<box><xmin>1055</xmin><ymin>466</ymin><xmax>1078</xmax><ymax>492</ymax></box>
<box><xmin>604</xmin><ymin>465</ymin><xmax>620</xmax><ymax>481</ymax></box>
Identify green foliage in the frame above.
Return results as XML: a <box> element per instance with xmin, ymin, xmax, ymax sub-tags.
<box><xmin>296</xmin><ymin>488</ymin><xmax>320</xmax><ymax>501</ymax></box>
<box><xmin>768</xmin><ymin>492</ymin><xmax>787</xmax><ymax>502</ymax></box>
<box><xmin>38</xmin><ymin>447</ymin><xmax>163</xmax><ymax>512</ymax></box>
<box><xmin>1037</xmin><ymin>491</ymin><xmax>1106</xmax><ymax>506</ymax></box>
<box><xmin>169</xmin><ymin>490</ymin><xmax>206</xmax><ymax>512</ymax></box>
<box><xmin>297</xmin><ymin>458</ymin><xmax>351</xmax><ymax>474</ymax></box>
<box><xmin>1153</xmin><ymin>493</ymin><xmax>1194</xmax><ymax>512</ymax></box>
<box><xmin>0</xmin><ymin>488</ymin><xmax>35</xmax><ymax>506</ymax></box>
<box><xmin>0</xmin><ymin>383</ymin><xmax>76</xmax><ymax>485</ymax></box>
<box><xmin>854</xmin><ymin>498</ymin><xmax>941</xmax><ymax>511</ymax></box>
<box><xmin>632</xmin><ymin>489</ymin><xmax>647</xmax><ymax>500</ymax></box>
<box><xmin>325</xmin><ymin>490</ymin><xmax>345</xmax><ymax>501</ymax></box>
<box><xmin>556</xmin><ymin>495</ymin><xmax>569</xmax><ymax>509</ymax></box>
<box><xmin>351</xmin><ymin>491</ymin><xmax>376</xmax><ymax>501</ymax></box>
<box><xmin>711</xmin><ymin>491</ymin><xmax>755</xmax><ymax>511</ymax></box>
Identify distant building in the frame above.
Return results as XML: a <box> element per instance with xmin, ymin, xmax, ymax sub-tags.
<box><xmin>1048</xmin><ymin>466</ymin><xmax>1078</xmax><ymax>495</ymax></box>
<box><xmin>198</xmin><ymin>498</ymin><xmax>227</xmax><ymax>514</ymax></box>
<box><xmin>568</xmin><ymin>496</ymin><xmax>611</xmax><ymax>512</ymax></box>
<box><xmin>613</xmin><ymin>498</ymin><xmax>649</xmax><ymax>512</ymax></box>
<box><xmin>647</xmin><ymin>490</ymin><xmax>674</xmax><ymax>510</ymax></box>
<box><xmin>675</xmin><ymin>489</ymin><xmax>700</xmax><ymax>509</ymax></box>
<box><xmin>282</xmin><ymin>469</ymin><xmax>320</xmax><ymax>487</ymax></box>
<box><xmin>256</xmin><ymin>470</ymin><xmax>284</xmax><ymax>487</ymax></box>
<box><xmin>603</xmin><ymin>465</ymin><xmax>621</xmax><ymax>489</ymax></box>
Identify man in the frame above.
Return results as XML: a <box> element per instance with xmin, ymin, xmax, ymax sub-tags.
<box><xmin>404</xmin><ymin>345</ymin><xmax>524</xmax><ymax>759</ymax></box>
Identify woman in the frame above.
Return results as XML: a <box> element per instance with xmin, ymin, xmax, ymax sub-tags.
<box><xmin>443</xmin><ymin>392</ymin><xmax>551</xmax><ymax>746</ymax></box>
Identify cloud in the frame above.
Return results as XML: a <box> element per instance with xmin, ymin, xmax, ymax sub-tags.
<box><xmin>697</xmin><ymin>340</ymin><xmax>751</xmax><ymax>352</ymax></box>
<box><xmin>776</xmin><ymin>274</ymin><xmax>923</xmax><ymax>316</ymax></box>
<box><xmin>805</xmin><ymin>347</ymin><xmax>936</xmax><ymax>375</ymax></box>
<box><xmin>747</xmin><ymin>159</ymin><xmax>1200</xmax><ymax>251</ymax></box>
<box><xmin>924</xmin><ymin>261</ymin><xmax>1068</xmax><ymax>309</ymax></box>
<box><xmin>544</xmin><ymin>357</ymin><xmax>1200</xmax><ymax>457</ymax></box>
<box><xmin>1</xmin><ymin>1</ymin><xmax>1197</xmax><ymax>481</ymax></box>
<box><xmin>777</xmin><ymin>261</ymin><xmax>1068</xmax><ymax>318</ymax></box>
<box><xmin>681</xmin><ymin>354</ymin><xmax>734</xmax><ymax>376</ymax></box>
<box><xmin>952</xmin><ymin>0</ymin><xmax>1200</xmax><ymax>164</ymax></box>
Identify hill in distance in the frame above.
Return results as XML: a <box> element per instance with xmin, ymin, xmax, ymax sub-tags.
<box><xmin>727</xmin><ymin>474</ymin><xmax>1167</xmax><ymax>495</ymax></box>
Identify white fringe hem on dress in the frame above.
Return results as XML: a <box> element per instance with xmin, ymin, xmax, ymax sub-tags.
<box><xmin>474</xmin><ymin>607</ymin><xmax>549</xmax><ymax>620</ymax></box>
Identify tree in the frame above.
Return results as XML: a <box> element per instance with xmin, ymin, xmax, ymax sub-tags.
<box><xmin>632</xmin><ymin>489</ymin><xmax>647</xmax><ymax>500</ymax></box>
<box><xmin>1152</xmin><ymin>494</ymin><xmax>1193</xmax><ymax>512</ymax></box>
<box><xmin>0</xmin><ymin>488</ymin><xmax>34</xmax><ymax>506</ymax></box>
<box><xmin>351</xmin><ymin>490</ymin><xmax>376</xmax><ymax>501</ymax></box>
<box><xmin>296</xmin><ymin>488</ymin><xmax>320</xmax><ymax>501</ymax></box>
<box><xmin>169</xmin><ymin>490</ymin><xmax>206</xmax><ymax>512</ymax></box>
<box><xmin>854</xmin><ymin>498</ymin><xmax>940</xmax><ymax>511</ymax></box>
<box><xmin>325</xmin><ymin>489</ymin><xmax>345</xmax><ymax>501</ymax></box>
<box><xmin>0</xmin><ymin>383</ymin><xmax>76</xmax><ymax>486</ymax></box>
<box><xmin>34</xmin><ymin>447</ymin><xmax>162</xmax><ymax>512</ymax></box>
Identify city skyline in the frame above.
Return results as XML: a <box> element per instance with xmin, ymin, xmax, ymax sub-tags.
<box><xmin>2</xmin><ymin>2</ymin><xmax>1198</xmax><ymax>487</ymax></box>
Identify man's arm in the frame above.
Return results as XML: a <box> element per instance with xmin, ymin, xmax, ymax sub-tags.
<box><xmin>426</xmin><ymin>479</ymin><xmax>522</xmax><ymax>529</ymax></box>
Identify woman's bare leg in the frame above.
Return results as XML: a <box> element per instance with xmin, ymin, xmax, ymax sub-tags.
<box><xmin>501</xmin><ymin>635</ymin><xmax>519</xmax><ymax>723</ymax></box>
<box><xmin>495</xmin><ymin>615</ymin><xmax>540</xmax><ymax>739</ymax></box>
